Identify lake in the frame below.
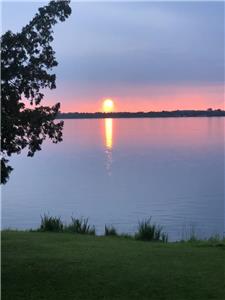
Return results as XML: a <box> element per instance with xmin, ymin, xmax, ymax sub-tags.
<box><xmin>2</xmin><ymin>117</ymin><xmax>224</xmax><ymax>241</ymax></box>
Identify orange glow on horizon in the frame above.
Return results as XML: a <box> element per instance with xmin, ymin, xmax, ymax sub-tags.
<box><xmin>60</xmin><ymin>100</ymin><xmax>224</xmax><ymax>113</ymax></box>
<box><xmin>42</xmin><ymin>84</ymin><xmax>224</xmax><ymax>113</ymax></box>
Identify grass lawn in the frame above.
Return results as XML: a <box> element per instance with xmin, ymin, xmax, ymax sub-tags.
<box><xmin>2</xmin><ymin>231</ymin><xmax>225</xmax><ymax>300</ymax></box>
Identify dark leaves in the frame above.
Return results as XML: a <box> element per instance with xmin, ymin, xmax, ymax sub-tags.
<box><xmin>1</xmin><ymin>1</ymin><xmax>71</xmax><ymax>183</ymax></box>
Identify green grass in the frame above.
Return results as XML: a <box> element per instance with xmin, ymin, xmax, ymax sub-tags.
<box><xmin>2</xmin><ymin>231</ymin><xmax>225</xmax><ymax>300</ymax></box>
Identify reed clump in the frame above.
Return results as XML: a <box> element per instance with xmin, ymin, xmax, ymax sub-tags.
<box><xmin>65</xmin><ymin>217</ymin><xmax>95</xmax><ymax>235</ymax></box>
<box><xmin>135</xmin><ymin>218</ymin><xmax>168</xmax><ymax>242</ymax></box>
<box><xmin>104</xmin><ymin>225</ymin><xmax>118</xmax><ymax>236</ymax></box>
<box><xmin>39</xmin><ymin>214</ymin><xmax>63</xmax><ymax>232</ymax></box>
<box><xmin>38</xmin><ymin>215</ymin><xmax>95</xmax><ymax>235</ymax></box>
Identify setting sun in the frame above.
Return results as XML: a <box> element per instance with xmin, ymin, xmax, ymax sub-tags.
<box><xmin>103</xmin><ymin>99</ymin><xmax>114</xmax><ymax>113</ymax></box>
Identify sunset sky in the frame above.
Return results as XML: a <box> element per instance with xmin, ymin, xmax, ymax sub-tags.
<box><xmin>2</xmin><ymin>0</ymin><xmax>224</xmax><ymax>112</ymax></box>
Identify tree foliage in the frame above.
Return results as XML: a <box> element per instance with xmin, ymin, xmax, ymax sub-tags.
<box><xmin>1</xmin><ymin>0</ymin><xmax>72</xmax><ymax>184</ymax></box>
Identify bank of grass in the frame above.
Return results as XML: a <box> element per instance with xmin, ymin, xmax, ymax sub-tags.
<box><xmin>2</xmin><ymin>231</ymin><xmax>225</xmax><ymax>300</ymax></box>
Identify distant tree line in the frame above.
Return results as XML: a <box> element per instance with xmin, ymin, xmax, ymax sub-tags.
<box><xmin>57</xmin><ymin>109</ymin><xmax>225</xmax><ymax>119</ymax></box>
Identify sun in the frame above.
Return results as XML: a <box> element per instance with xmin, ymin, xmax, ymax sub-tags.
<box><xmin>103</xmin><ymin>98</ymin><xmax>114</xmax><ymax>113</ymax></box>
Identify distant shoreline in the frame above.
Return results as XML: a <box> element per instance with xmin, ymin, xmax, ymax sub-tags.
<box><xmin>57</xmin><ymin>109</ymin><xmax>225</xmax><ymax>119</ymax></box>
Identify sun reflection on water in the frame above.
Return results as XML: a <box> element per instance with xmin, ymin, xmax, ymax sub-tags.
<box><xmin>104</xmin><ymin>118</ymin><xmax>113</xmax><ymax>175</ymax></box>
<box><xmin>105</xmin><ymin>118</ymin><xmax>113</xmax><ymax>149</ymax></box>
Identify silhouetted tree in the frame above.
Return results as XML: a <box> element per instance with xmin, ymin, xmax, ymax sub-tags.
<box><xmin>1</xmin><ymin>1</ymin><xmax>72</xmax><ymax>183</ymax></box>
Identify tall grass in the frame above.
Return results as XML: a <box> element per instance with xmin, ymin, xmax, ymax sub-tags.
<box><xmin>104</xmin><ymin>225</ymin><xmax>118</xmax><ymax>236</ymax></box>
<box><xmin>65</xmin><ymin>217</ymin><xmax>95</xmax><ymax>235</ymax></box>
<box><xmin>39</xmin><ymin>214</ymin><xmax>63</xmax><ymax>232</ymax></box>
<box><xmin>135</xmin><ymin>218</ymin><xmax>168</xmax><ymax>242</ymax></box>
<box><xmin>207</xmin><ymin>234</ymin><xmax>223</xmax><ymax>243</ymax></box>
<box><xmin>181</xmin><ymin>224</ymin><xmax>199</xmax><ymax>242</ymax></box>
<box><xmin>37</xmin><ymin>214</ymin><xmax>168</xmax><ymax>241</ymax></box>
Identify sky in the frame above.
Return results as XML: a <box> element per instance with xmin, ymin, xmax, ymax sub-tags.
<box><xmin>2</xmin><ymin>0</ymin><xmax>224</xmax><ymax>112</ymax></box>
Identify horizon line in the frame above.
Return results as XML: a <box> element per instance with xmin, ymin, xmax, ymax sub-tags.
<box><xmin>59</xmin><ymin>108</ymin><xmax>225</xmax><ymax>114</ymax></box>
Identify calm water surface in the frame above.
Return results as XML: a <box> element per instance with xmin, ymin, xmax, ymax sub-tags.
<box><xmin>2</xmin><ymin>117</ymin><xmax>225</xmax><ymax>240</ymax></box>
